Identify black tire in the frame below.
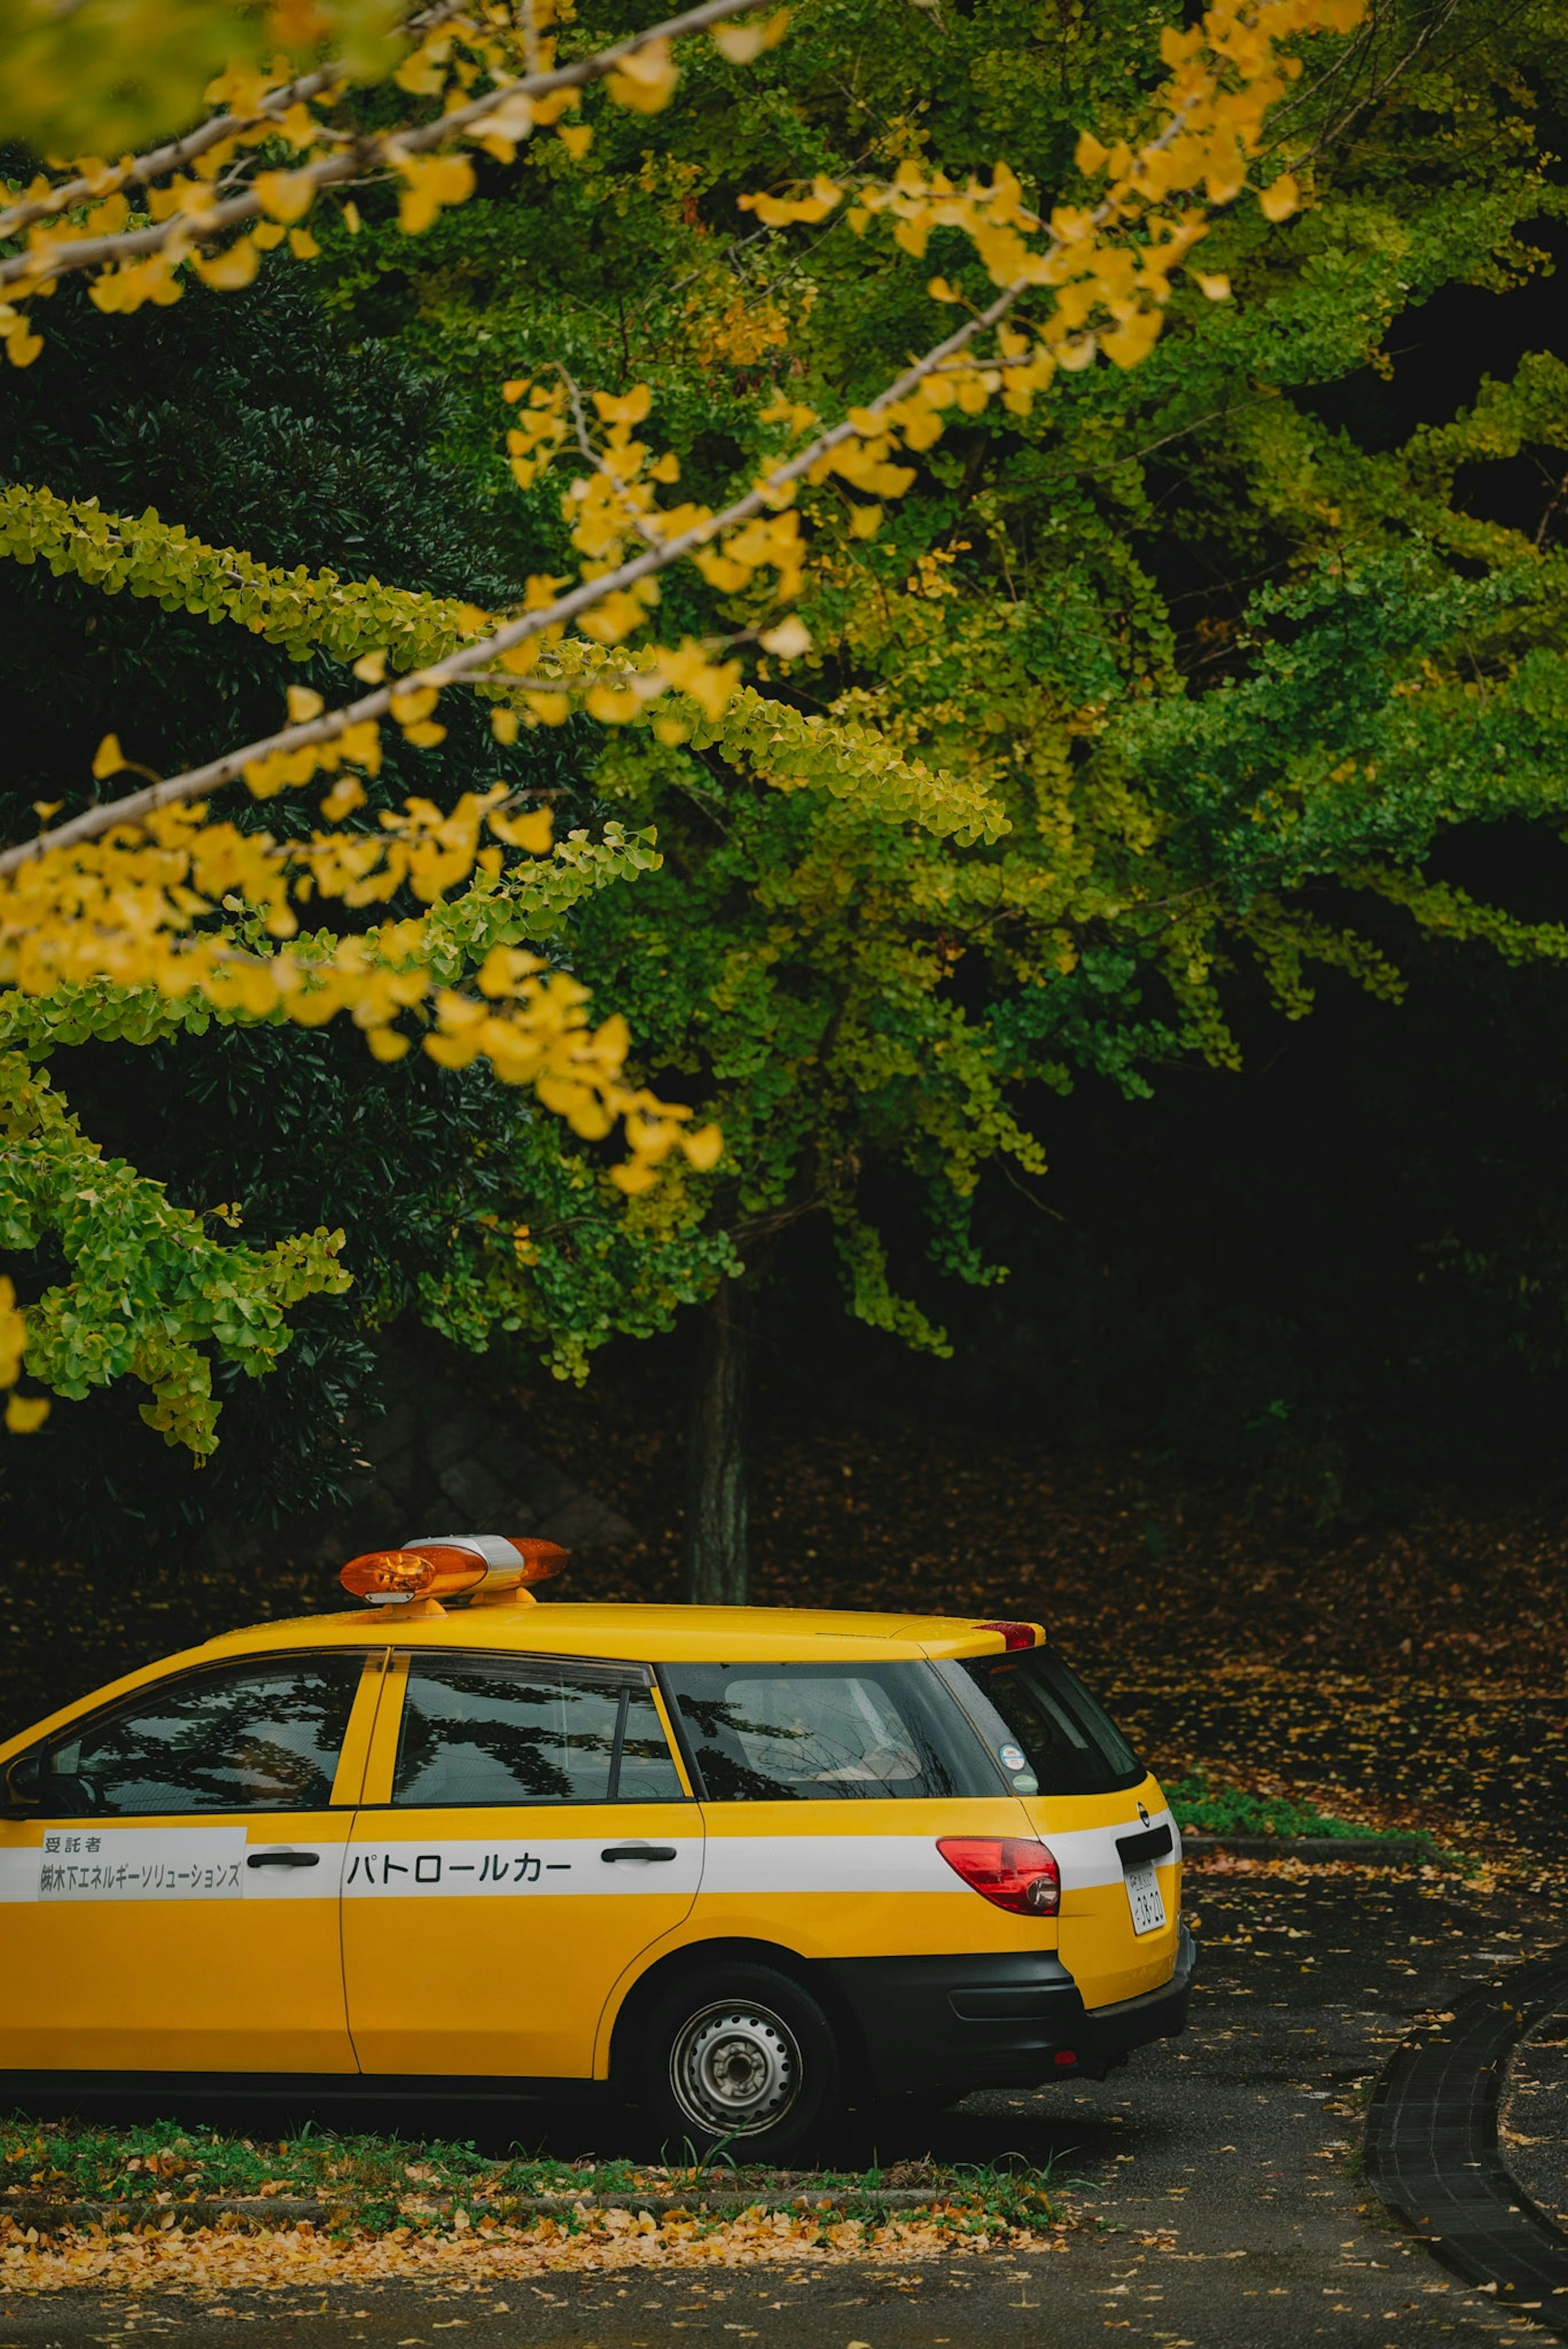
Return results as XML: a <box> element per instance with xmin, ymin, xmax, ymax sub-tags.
<box><xmin>637</xmin><ymin>1962</ymin><xmax>842</xmax><ymax>2160</ymax></box>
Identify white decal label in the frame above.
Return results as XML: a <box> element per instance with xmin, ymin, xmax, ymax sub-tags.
<box><xmin>38</xmin><ymin>1826</ymin><xmax>246</xmax><ymax>1900</ymax></box>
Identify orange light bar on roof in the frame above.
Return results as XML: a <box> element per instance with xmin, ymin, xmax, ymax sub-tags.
<box><xmin>507</xmin><ymin>1538</ymin><xmax>570</xmax><ymax>1587</ymax></box>
<box><xmin>340</xmin><ymin>1544</ymin><xmax>487</xmax><ymax>1603</ymax></box>
<box><xmin>340</xmin><ymin>1534</ymin><xmax>572</xmax><ymax>1608</ymax></box>
<box><xmin>399</xmin><ymin>1533</ymin><xmax>569</xmax><ymax>1596</ymax></box>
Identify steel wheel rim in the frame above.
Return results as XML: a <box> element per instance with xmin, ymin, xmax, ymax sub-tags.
<box><xmin>668</xmin><ymin>1998</ymin><xmax>802</xmax><ymax>2135</ymax></box>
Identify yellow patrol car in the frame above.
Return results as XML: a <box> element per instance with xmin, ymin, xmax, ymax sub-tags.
<box><xmin>0</xmin><ymin>1534</ymin><xmax>1193</xmax><ymax>2154</ymax></box>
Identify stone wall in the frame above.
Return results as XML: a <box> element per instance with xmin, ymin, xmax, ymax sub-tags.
<box><xmin>198</xmin><ymin>1332</ymin><xmax>636</xmax><ymax>1579</ymax></box>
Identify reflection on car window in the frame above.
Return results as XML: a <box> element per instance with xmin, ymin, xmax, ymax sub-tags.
<box><xmin>392</xmin><ymin>1658</ymin><xmax>683</xmax><ymax>1806</ymax></box>
<box><xmin>618</xmin><ymin>1686</ymin><xmax>685</xmax><ymax>1802</ymax></box>
<box><xmin>664</xmin><ymin>1663</ymin><xmax>973</xmax><ymax>1801</ymax></box>
<box><xmin>954</xmin><ymin>1649</ymin><xmax>1143</xmax><ymax>1797</ymax></box>
<box><xmin>44</xmin><ymin>1657</ymin><xmax>366</xmax><ymax>1816</ymax></box>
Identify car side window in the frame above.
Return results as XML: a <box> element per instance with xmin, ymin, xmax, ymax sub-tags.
<box><xmin>40</xmin><ymin>1656</ymin><xmax>367</xmax><ymax>1817</ymax></box>
<box><xmin>663</xmin><ymin>1662</ymin><xmax>978</xmax><ymax>1800</ymax></box>
<box><xmin>391</xmin><ymin>1656</ymin><xmax>684</xmax><ymax>1807</ymax></box>
<box><xmin>618</xmin><ymin>1685</ymin><xmax>685</xmax><ymax>1802</ymax></box>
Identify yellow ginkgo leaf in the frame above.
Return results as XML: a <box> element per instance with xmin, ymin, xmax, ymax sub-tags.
<box><xmin>713</xmin><ymin>21</ymin><xmax>767</xmax><ymax>61</ymax></box>
<box><xmin>760</xmin><ymin>616</ymin><xmax>812</xmax><ymax>658</ymax></box>
<box><xmin>488</xmin><ymin>805</ymin><xmax>554</xmax><ymax>853</ymax></box>
<box><xmin>320</xmin><ymin>777</ymin><xmax>366</xmax><ymax>820</ymax></box>
<box><xmin>5</xmin><ymin>1394</ymin><xmax>50</xmax><ymax>1434</ymax></box>
<box><xmin>254</xmin><ymin>169</ymin><xmax>316</xmax><ymax>223</ymax></box>
<box><xmin>1259</xmin><ymin>173</ymin><xmax>1299</xmax><ymax>221</ymax></box>
<box><xmin>92</xmin><ymin>732</ymin><xmax>126</xmax><ymax>780</ymax></box>
<box><xmin>287</xmin><ymin>685</ymin><xmax>324</xmax><ymax>722</ymax></box>
<box><xmin>683</xmin><ymin>1125</ymin><xmax>724</xmax><ymax>1172</ymax></box>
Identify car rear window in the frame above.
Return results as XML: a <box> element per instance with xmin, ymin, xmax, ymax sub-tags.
<box><xmin>662</xmin><ymin>1662</ymin><xmax>991</xmax><ymax>1801</ymax></box>
<box><xmin>947</xmin><ymin>1649</ymin><xmax>1144</xmax><ymax>1797</ymax></box>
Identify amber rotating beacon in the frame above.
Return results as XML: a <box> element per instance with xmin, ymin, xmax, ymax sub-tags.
<box><xmin>339</xmin><ymin>1533</ymin><xmax>568</xmax><ymax>1611</ymax></box>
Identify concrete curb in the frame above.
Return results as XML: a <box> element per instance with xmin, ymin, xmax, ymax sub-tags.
<box><xmin>1365</xmin><ymin>1946</ymin><xmax>1568</xmax><ymax>2336</ymax></box>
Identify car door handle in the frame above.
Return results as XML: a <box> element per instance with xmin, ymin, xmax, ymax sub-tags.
<box><xmin>601</xmin><ymin>1844</ymin><xmax>677</xmax><ymax>1862</ymax></box>
<box><xmin>246</xmin><ymin>1850</ymin><xmax>320</xmax><ymax>1869</ymax></box>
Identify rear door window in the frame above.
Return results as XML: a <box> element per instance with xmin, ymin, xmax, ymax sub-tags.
<box><xmin>947</xmin><ymin>1649</ymin><xmax>1144</xmax><ymax>1796</ymax></box>
<box><xmin>391</xmin><ymin>1656</ymin><xmax>684</xmax><ymax>1806</ymax></box>
<box><xmin>662</xmin><ymin>1662</ymin><xmax>991</xmax><ymax>1800</ymax></box>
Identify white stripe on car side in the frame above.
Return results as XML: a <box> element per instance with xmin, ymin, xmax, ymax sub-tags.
<box><xmin>1045</xmin><ymin>1810</ymin><xmax>1180</xmax><ymax>1893</ymax></box>
<box><xmin>699</xmin><ymin>1833</ymin><xmax>964</xmax><ymax>1895</ymax></box>
<box><xmin>342</xmin><ymin>1835</ymin><xmax>704</xmax><ymax>1898</ymax></box>
<box><xmin>697</xmin><ymin>1813</ymin><xmax>1178</xmax><ymax>1897</ymax></box>
<box><xmin>0</xmin><ymin>1811</ymin><xmax>1178</xmax><ymax>1903</ymax></box>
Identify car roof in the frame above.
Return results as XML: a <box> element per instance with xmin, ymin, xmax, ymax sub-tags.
<box><xmin>199</xmin><ymin>1602</ymin><xmax>1032</xmax><ymax>1666</ymax></box>
<box><xmin>0</xmin><ymin>1604</ymin><xmax>1044</xmax><ymax>1759</ymax></box>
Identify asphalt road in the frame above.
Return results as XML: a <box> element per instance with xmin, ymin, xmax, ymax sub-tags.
<box><xmin>2</xmin><ymin>1868</ymin><xmax>1563</xmax><ymax>2349</ymax></box>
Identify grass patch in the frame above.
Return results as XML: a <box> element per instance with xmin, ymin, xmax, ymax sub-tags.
<box><xmin>1166</xmin><ymin>1770</ymin><xmax>1414</xmax><ymax>1842</ymax></box>
<box><xmin>0</xmin><ymin>2117</ymin><xmax>1074</xmax><ymax>2238</ymax></box>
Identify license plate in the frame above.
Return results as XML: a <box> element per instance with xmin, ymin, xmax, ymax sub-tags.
<box><xmin>1123</xmin><ymin>1857</ymin><xmax>1167</xmax><ymax>1936</ymax></box>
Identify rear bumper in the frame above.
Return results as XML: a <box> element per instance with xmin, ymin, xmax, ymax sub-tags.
<box><xmin>826</xmin><ymin>1922</ymin><xmax>1196</xmax><ymax>2095</ymax></box>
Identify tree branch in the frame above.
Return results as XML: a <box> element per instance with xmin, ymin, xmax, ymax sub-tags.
<box><xmin>0</xmin><ymin>0</ymin><xmax>770</xmax><ymax>295</ymax></box>
<box><xmin>0</xmin><ymin>272</ymin><xmax>1034</xmax><ymax>874</ymax></box>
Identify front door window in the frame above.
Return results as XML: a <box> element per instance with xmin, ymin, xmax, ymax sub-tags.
<box><xmin>44</xmin><ymin>1656</ymin><xmax>363</xmax><ymax>1816</ymax></box>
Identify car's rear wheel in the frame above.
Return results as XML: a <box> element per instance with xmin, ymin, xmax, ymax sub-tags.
<box><xmin>639</xmin><ymin>1962</ymin><xmax>841</xmax><ymax>2158</ymax></box>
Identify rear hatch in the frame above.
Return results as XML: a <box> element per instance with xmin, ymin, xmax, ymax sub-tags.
<box><xmin>939</xmin><ymin>1644</ymin><xmax>1181</xmax><ymax>2007</ymax></box>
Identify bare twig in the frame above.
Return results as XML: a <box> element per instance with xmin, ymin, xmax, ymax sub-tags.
<box><xmin>1534</xmin><ymin>466</ymin><xmax>1568</xmax><ymax>550</ymax></box>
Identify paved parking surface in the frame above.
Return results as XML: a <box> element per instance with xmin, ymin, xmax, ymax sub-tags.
<box><xmin>1</xmin><ymin>1871</ymin><xmax>1561</xmax><ymax>2348</ymax></box>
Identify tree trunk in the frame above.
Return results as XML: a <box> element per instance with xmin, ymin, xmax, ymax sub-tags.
<box><xmin>682</xmin><ymin>1274</ymin><xmax>751</xmax><ymax>1605</ymax></box>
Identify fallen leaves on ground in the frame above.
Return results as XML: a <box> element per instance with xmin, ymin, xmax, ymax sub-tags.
<box><xmin>0</xmin><ymin>2204</ymin><xmax>1078</xmax><ymax>2291</ymax></box>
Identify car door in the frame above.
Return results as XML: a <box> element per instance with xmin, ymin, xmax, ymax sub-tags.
<box><xmin>663</xmin><ymin>1659</ymin><xmax>1022</xmax><ymax>1956</ymax></box>
<box><xmin>342</xmin><ymin>1648</ymin><xmax>702</xmax><ymax>2080</ymax></box>
<box><xmin>0</xmin><ymin>1648</ymin><xmax>382</xmax><ymax>2076</ymax></box>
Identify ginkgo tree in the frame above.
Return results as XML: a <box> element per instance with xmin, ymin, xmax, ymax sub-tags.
<box><xmin>292</xmin><ymin>0</ymin><xmax>1568</xmax><ymax>1602</ymax></box>
<box><xmin>0</xmin><ymin>0</ymin><xmax>1365</xmax><ymax>1449</ymax></box>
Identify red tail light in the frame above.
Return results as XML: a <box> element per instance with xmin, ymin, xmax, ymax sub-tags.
<box><xmin>937</xmin><ymin>1836</ymin><xmax>1060</xmax><ymax>1915</ymax></box>
<box><xmin>973</xmin><ymin>1620</ymin><xmax>1039</xmax><ymax>1650</ymax></box>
